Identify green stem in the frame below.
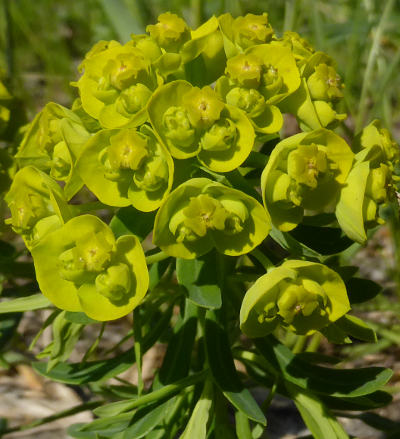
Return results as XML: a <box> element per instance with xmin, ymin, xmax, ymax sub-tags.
<box><xmin>292</xmin><ymin>335</ymin><xmax>307</xmax><ymax>354</ymax></box>
<box><xmin>4</xmin><ymin>401</ymin><xmax>103</xmax><ymax>434</ymax></box>
<box><xmin>145</xmin><ymin>250</ymin><xmax>169</xmax><ymax>265</ymax></box>
<box><xmin>101</xmin><ymin>370</ymin><xmax>208</xmax><ymax>414</ymax></box>
<box><xmin>250</xmin><ymin>249</ymin><xmax>275</xmax><ymax>272</ymax></box>
<box><xmin>356</xmin><ymin>0</ymin><xmax>394</xmax><ymax>132</ymax></box>
<box><xmin>306</xmin><ymin>332</ymin><xmax>322</xmax><ymax>352</ymax></box>
<box><xmin>133</xmin><ymin>308</ymin><xmax>144</xmax><ymax>397</ymax></box>
<box><xmin>261</xmin><ymin>380</ymin><xmax>278</xmax><ymax>412</ymax></box>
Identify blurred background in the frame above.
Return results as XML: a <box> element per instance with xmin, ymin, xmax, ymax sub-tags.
<box><xmin>0</xmin><ymin>0</ymin><xmax>400</xmax><ymax>134</ymax></box>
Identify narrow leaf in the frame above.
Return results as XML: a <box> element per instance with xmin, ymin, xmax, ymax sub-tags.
<box><xmin>0</xmin><ymin>294</ymin><xmax>51</xmax><ymax>313</ymax></box>
<box><xmin>205</xmin><ymin>312</ymin><xmax>266</xmax><ymax>425</ymax></box>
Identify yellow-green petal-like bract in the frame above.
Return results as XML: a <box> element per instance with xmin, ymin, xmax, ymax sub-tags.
<box><xmin>240</xmin><ymin>260</ymin><xmax>350</xmax><ymax>337</ymax></box>
<box><xmin>31</xmin><ymin>215</ymin><xmax>149</xmax><ymax>321</ymax></box>
<box><xmin>153</xmin><ymin>178</ymin><xmax>271</xmax><ymax>259</ymax></box>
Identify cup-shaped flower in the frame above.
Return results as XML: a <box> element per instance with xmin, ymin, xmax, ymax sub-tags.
<box><xmin>261</xmin><ymin>129</ymin><xmax>354</xmax><ymax>231</ymax></box>
<box><xmin>148</xmin><ymin>80</ymin><xmax>254</xmax><ymax>172</ymax></box>
<box><xmin>75</xmin><ymin>40</ymin><xmax>160</xmax><ymax>129</ymax></box>
<box><xmin>280</xmin><ymin>52</ymin><xmax>346</xmax><ymax>130</ymax></box>
<box><xmin>146</xmin><ymin>12</ymin><xmax>190</xmax><ymax>53</ymax></box>
<box><xmin>216</xmin><ymin>43</ymin><xmax>300</xmax><ymax>134</ymax></box>
<box><xmin>15</xmin><ymin>103</ymin><xmax>90</xmax><ymax>200</ymax></box>
<box><xmin>76</xmin><ymin>125</ymin><xmax>173</xmax><ymax>211</ymax></box>
<box><xmin>31</xmin><ymin>215</ymin><xmax>149</xmax><ymax>321</ymax></box>
<box><xmin>218</xmin><ymin>13</ymin><xmax>274</xmax><ymax>58</ymax></box>
<box><xmin>240</xmin><ymin>260</ymin><xmax>350</xmax><ymax>337</ymax></box>
<box><xmin>153</xmin><ymin>178</ymin><xmax>270</xmax><ymax>259</ymax></box>
<box><xmin>5</xmin><ymin>166</ymin><xmax>72</xmax><ymax>249</ymax></box>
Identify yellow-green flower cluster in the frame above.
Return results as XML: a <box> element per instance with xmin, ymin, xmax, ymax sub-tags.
<box><xmin>4</xmin><ymin>11</ymin><xmax>398</xmax><ymax>330</ymax></box>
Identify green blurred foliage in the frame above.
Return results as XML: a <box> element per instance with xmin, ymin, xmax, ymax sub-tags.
<box><xmin>0</xmin><ymin>0</ymin><xmax>398</xmax><ymax>134</ymax></box>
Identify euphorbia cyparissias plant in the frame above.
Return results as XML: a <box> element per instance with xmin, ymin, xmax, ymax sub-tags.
<box><xmin>31</xmin><ymin>215</ymin><xmax>149</xmax><ymax>321</ymax></box>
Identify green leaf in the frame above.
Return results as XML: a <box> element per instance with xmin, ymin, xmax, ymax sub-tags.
<box><xmin>94</xmin><ymin>371</ymin><xmax>207</xmax><ymax>418</ymax></box>
<box><xmin>205</xmin><ymin>311</ymin><xmax>266</xmax><ymax>425</ymax></box>
<box><xmin>46</xmin><ymin>311</ymin><xmax>84</xmax><ymax>371</ymax></box>
<box><xmin>345</xmin><ymin>277</ymin><xmax>382</xmax><ymax>304</ymax></box>
<box><xmin>148</xmin><ymin>259</ymin><xmax>171</xmax><ymax>291</ymax></box>
<box><xmin>335</xmin><ymin>314</ymin><xmax>377</xmax><ymax>342</ymax></box>
<box><xmin>123</xmin><ymin>400</ymin><xmax>170</xmax><ymax>439</ymax></box>
<box><xmin>67</xmin><ymin>423</ymin><xmax>98</xmax><ymax>438</ymax></box>
<box><xmin>176</xmin><ymin>253</ymin><xmax>222</xmax><ymax>309</ymax></box>
<box><xmin>64</xmin><ymin>312</ymin><xmax>99</xmax><ymax>325</ymax></box>
<box><xmin>110</xmin><ymin>207</ymin><xmax>155</xmax><ymax>240</ymax></box>
<box><xmin>159</xmin><ymin>300</ymin><xmax>197</xmax><ymax>384</ymax></box>
<box><xmin>78</xmin><ymin>413</ymin><xmax>133</xmax><ymax>435</ymax></box>
<box><xmin>269</xmin><ymin>227</ymin><xmax>321</xmax><ymax>260</ymax></box>
<box><xmin>286</xmin><ymin>383</ymin><xmax>350</xmax><ymax>439</ymax></box>
<box><xmin>180</xmin><ymin>380</ymin><xmax>213</xmax><ymax>439</ymax></box>
<box><xmin>235</xmin><ymin>411</ymin><xmax>253</xmax><ymax>439</ymax></box>
<box><xmin>0</xmin><ymin>294</ymin><xmax>51</xmax><ymax>314</ymax></box>
<box><xmin>33</xmin><ymin>349</ymin><xmax>135</xmax><ymax>384</ymax></box>
<box><xmin>255</xmin><ymin>337</ymin><xmax>392</xmax><ymax>398</ymax></box>
<box><xmin>289</xmin><ymin>224</ymin><xmax>354</xmax><ymax>255</ymax></box>
<box><xmin>321</xmin><ymin>390</ymin><xmax>393</xmax><ymax>411</ymax></box>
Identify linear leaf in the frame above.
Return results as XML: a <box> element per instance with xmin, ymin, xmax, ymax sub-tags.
<box><xmin>0</xmin><ymin>294</ymin><xmax>51</xmax><ymax>313</ymax></box>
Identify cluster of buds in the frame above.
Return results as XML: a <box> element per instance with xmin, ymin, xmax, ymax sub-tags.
<box><xmin>4</xmin><ymin>12</ymin><xmax>399</xmax><ymax>333</ymax></box>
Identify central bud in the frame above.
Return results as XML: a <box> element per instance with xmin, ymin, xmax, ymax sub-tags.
<box><xmin>226</xmin><ymin>87</ymin><xmax>266</xmax><ymax>118</ymax></box>
<box><xmin>95</xmin><ymin>263</ymin><xmax>132</xmax><ymax>303</ymax></box>
<box><xmin>276</xmin><ymin>278</ymin><xmax>328</xmax><ymax>325</ymax></box>
<box><xmin>105</xmin><ymin>52</ymin><xmax>150</xmax><ymax>91</ymax></box>
<box><xmin>58</xmin><ymin>231</ymin><xmax>114</xmax><ymax>284</ymax></box>
<box><xmin>182</xmin><ymin>87</ymin><xmax>224</xmax><ymax>130</ymax></box>
<box><xmin>287</xmin><ymin>144</ymin><xmax>328</xmax><ymax>189</ymax></box>
<box><xmin>107</xmin><ymin>130</ymin><xmax>149</xmax><ymax>172</ymax></box>
<box><xmin>233</xmin><ymin>13</ymin><xmax>274</xmax><ymax>48</ymax></box>
<box><xmin>162</xmin><ymin>106</ymin><xmax>196</xmax><ymax>148</ymax></box>
<box><xmin>226</xmin><ymin>54</ymin><xmax>263</xmax><ymax>88</ymax></box>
